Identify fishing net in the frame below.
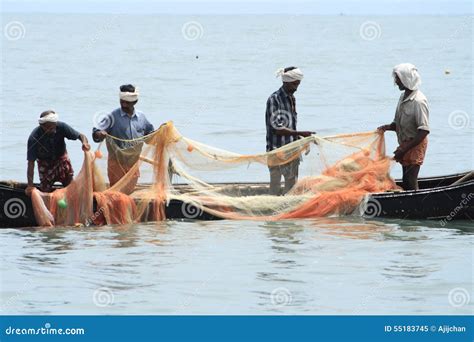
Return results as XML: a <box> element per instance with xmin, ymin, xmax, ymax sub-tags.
<box><xmin>31</xmin><ymin>122</ymin><xmax>399</xmax><ymax>227</ymax></box>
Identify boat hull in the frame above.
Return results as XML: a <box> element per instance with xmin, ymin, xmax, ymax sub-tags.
<box><xmin>1</xmin><ymin>172</ymin><xmax>472</xmax><ymax>227</ymax></box>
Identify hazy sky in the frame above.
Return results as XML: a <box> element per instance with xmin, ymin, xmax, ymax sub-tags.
<box><xmin>2</xmin><ymin>0</ymin><xmax>473</xmax><ymax>15</ymax></box>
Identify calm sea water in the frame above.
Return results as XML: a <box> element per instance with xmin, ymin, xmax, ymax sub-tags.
<box><xmin>0</xmin><ymin>14</ymin><xmax>472</xmax><ymax>314</ymax></box>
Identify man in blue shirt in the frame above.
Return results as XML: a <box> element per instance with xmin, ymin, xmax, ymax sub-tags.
<box><xmin>92</xmin><ymin>84</ymin><xmax>155</xmax><ymax>186</ymax></box>
<box><xmin>26</xmin><ymin>110</ymin><xmax>90</xmax><ymax>194</ymax></box>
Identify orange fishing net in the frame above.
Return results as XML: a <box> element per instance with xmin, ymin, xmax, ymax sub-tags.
<box><xmin>31</xmin><ymin>122</ymin><xmax>399</xmax><ymax>227</ymax></box>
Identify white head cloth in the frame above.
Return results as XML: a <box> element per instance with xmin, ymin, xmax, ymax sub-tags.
<box><xmin>119</xmin><ymin>88</ymin><xmax>139</xmax><ymax>102</ymax></box>
<box><xmin>276</xmin><ymin>67</ymin><xmax>304</xmax><ymax>82</ymax></box>
<box><xmin>392</xmin><ymin>63</ymin><xmax>421</xmax><ymax>90</ymax></box>
<box><xmin>38</xmin><ymin>111</ymin><xmax>58</xmax><ymax>124</ymax></box>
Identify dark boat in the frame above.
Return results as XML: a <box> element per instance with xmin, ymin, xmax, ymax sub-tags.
<box><xmin>1</xmin><ymin>171</ymin><xmax>473</xmax><ymax>228</ymax></box>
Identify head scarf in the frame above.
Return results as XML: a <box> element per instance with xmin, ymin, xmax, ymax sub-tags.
<box><xmin>276</xmin><ymin>67</ymin><xmax>304</xmax><ymax>82</ymax></box>
<box><xmin>38</xmin><ymin>111</ymin><xmax>58</xmax><ymax>124</ymax></box>
<box><xmin>392</xmin><ymin>63</ymin><xmax>421</xmax><ymax>90</ymax></box>
<box><xmin>119</xmin><ymin>88</ymin><xmax>139</xmax><ymax>102</ymax></box>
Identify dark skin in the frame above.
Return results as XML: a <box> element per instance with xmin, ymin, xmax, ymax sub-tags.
<box><xmin>377</xmin><ymin>75</ymin><xmax>429</xmax><ymax>190</ymax></box>
<box><xmin>93</xmin><ymin>100</ymin><xmax>138</xmax><ymax>142</ymax></box>
<box><xmin>25</xmin><ymin>122</ymin><xmax>90</xmax><ymax>196</ymax></box>
<box><xmin>276</xmin><ymin>80</ymin><xmax>315</xmax><ymax>138</ymax></box>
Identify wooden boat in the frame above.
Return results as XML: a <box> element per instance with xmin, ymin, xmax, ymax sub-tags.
<box><xmin>1</xmin><ymin>171</ymin><xmax>473</xmax><ymax>228</ymax></box>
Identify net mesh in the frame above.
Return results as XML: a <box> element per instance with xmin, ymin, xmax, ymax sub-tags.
<box><xmin>31</xmin><ymin>122</ymin><xmax>399</xmax><ymax>226</ymax></box>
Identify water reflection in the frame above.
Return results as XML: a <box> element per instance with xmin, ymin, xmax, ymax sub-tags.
<box><xmin>1</xmin><ymin>214</ymin><xmax>472</xmax><ymax>315</ymax></box>
<box><xmin>307</xmin><ymin>217</ymin><xmax>392</xmax><ymax>240</ymax></box>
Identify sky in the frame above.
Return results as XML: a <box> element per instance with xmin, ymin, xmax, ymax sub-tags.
<box><xmin>1</xmin><ymin>0</ymin><xmax>473</xmax><ymax>15</ymax></box>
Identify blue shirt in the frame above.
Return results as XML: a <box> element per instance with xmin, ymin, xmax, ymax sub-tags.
<box><xmin>27</xmin><ymin>121</ymin><xmax>81</xmax><ymax>161</ymax></box>
<box><xmin>265</xmin><ymin>86</ymin><xmax>298</xmax><ymax>152</ymax></box>
<box><xmin>92</xmin><ymin>108</ymin><xmax>155</xmax><ymax>148</ymax></box>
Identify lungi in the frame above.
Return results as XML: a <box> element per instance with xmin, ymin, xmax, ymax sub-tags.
<box><xmin>37</xmin><ymin>153</ymin><xmax>74</xmax><ymax>192</ymax></box>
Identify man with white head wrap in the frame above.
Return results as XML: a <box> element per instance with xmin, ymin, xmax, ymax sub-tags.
<box><xmin>25</xmin><ymin>110</ymin><xmax>90</xmax><ymax>195</ymax></box>
<box><xmin>378</xmin><ymin>63</ymin><xmax>430</xmax><ymax>190</ymax></box>
<box><xmin>266</xmin><ymin>66</ymin><xmax>315</xmax><ymax>195</ymax></box>
<box><xmin>92</xmin><ymin>84</ymin><xmax>155</xmax><ymax>187</ymax></box>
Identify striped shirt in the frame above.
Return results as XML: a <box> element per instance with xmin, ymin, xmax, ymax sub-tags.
<box><xmin>265</xmin><ymin>86</ymin><xmax>298</xmax><ymax>151</ymax></box>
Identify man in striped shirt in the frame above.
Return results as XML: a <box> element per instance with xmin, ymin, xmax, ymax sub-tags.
<box><xmin>266</xmin><ymin>66</ymin><xmax>315</xmax><ymax>195</ymax></box>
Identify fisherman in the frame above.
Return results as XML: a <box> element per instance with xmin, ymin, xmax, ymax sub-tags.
<box><xmin>25</xmin><ymin>110</ymin><xmax>90</xmax><ymax>195</ymax></box>
<box><xmin>92</xmin><ymin>84</ymin><xmax>154</xmax><ymax>187</ymax></box>
<box><xmin>266</xmin><ymin>66</ymin><xmax>315</xmax><ymax>195</ymax></box>
<box><xmin>378</xmin><ymin>63</ymin><xmax>430</xmax><ymax>190</ymax></box>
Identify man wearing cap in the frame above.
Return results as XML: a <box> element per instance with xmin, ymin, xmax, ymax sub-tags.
<box><xmin>92</xmin><ymin>84</ymin><xmax>155</xmax><ymax>187</ymax></box>
<box><xmin>378</xmin><ymin>63</ymin><xmax>430</xmax><ymax>190</ymax></box>
<box><xmin>25</xmin><ymin>110</ymin><xmax>90</xmax><ymax>195</ymax></box>
<box><xmin>266</xmin><ymin>66</ymin><xmax>315</xmax><ymax>195</ymax></box>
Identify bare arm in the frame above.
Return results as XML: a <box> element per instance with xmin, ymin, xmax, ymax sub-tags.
<box><xmin>27</xmin><ymin>161</ymin><xmax>35</xmax><ymax>187</ymax></box>
<box><xmin>93</xmin><ymin>130</ymin><xmax>107</xmax><ymax>142</ymax></box>
<box><xmin>377</xmin><ymin>122</ymin><xmax>396</xmax><ymax>131</ymax></box>
<box><xmin>275</xmin><ymin>128</ymin><xmax>315</xmax><ymax>138</ymax></box>
<box><xmin>25</xmin><ymin>161</ymin><xmax>35</xmax><ymax>196</ymax></box>
<box><xmin>79</xmin><ymin>133</ymin><xmax>91</xmax><ymax>151</ymax></box>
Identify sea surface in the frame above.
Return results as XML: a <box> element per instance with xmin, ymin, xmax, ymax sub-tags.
<box><xmin>0</xmin><ymin>14</ymin><xmax>473</xmax><ymax>314</ymax></box>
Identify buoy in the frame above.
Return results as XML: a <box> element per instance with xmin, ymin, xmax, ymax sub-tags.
<box><xmin>187</xmin><ymin>144</ymin><xmax>194</xmax><ymax>152</ymax></box>
<box><xmin>445</xmin><ymin>69</ymin><xmax>451</xmax><ymax>75</ymax></box>
<box><xmin>58</xmin><ymin>198</ymin><xmax>67</xmax><ymax>209</ymax></box>
<box><xmin>95</xmin><ymin>150</ymin><xmax>103</xmax><ymax>159</ymax></box>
